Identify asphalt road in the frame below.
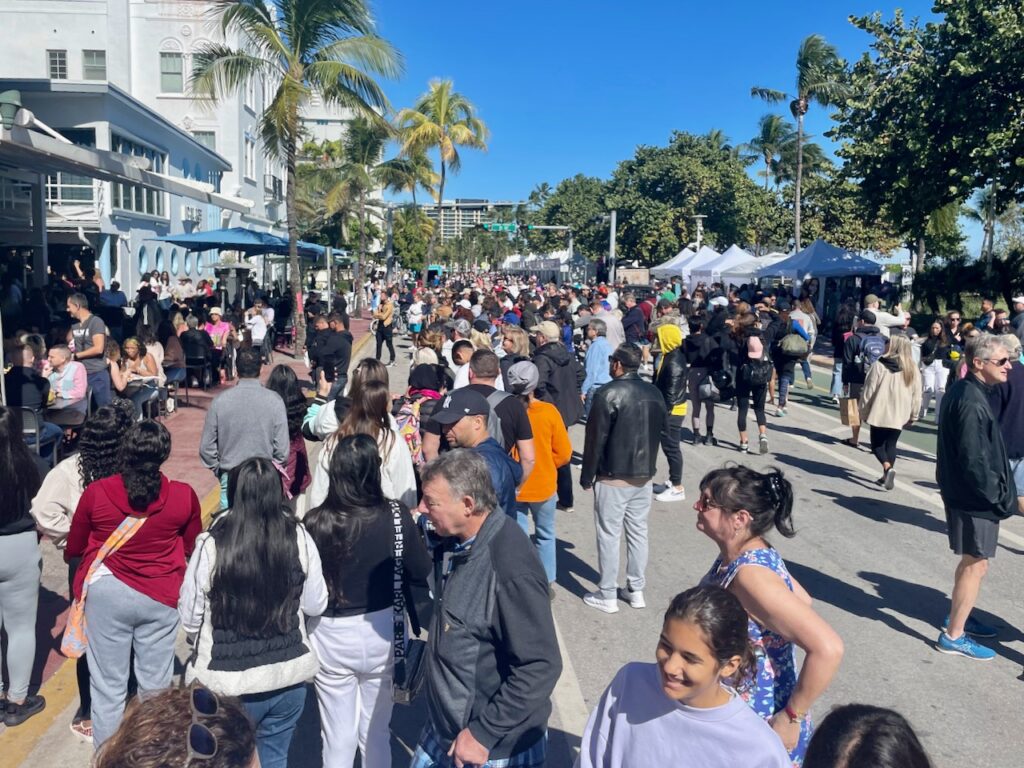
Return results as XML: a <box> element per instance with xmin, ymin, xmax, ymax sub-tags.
<box><xmin>15</xmin><ymin>341</ymin><xmax>1024</xmax><ymax>768</ymax></box>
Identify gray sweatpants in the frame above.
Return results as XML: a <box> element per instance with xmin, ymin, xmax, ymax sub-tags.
<box><xmin>85</xmin><ymin>575</ymin><xmax>179</xmax><ymax>749</ymax></box>
<box><xmin>0</xmin><ymin>531</ymin><xmax>41</xmax><ymax>701</ymax></box>
<box><xmin>593</xmin><ymin>481</ymin><xmax>653</xmax><ymax>599</ymax></box>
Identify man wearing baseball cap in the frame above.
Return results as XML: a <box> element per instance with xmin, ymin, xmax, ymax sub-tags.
<box><xmin>862</xmin><ymin>293</ymin><xmax>904</xmax><ymax>339</ymax></box>
<box><xmin>431</xmin><ymin>388</ymin><xmax>522</xmax><ymax>518</ymax></box>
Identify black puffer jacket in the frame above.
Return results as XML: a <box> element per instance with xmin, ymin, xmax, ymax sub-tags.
<box><xmin>581</xmin><ymin>373</ymin><xmax>666</xmax><ymax>486</ymax></box>
<box><xmin>654</xmin><ymin>348</ymin><xmax>688</xmax><ymax>412</ymax></box>
<box><xmin>533</xmin><ymin>341</ymin><xmax>584</xmax><ymax>427</ymax></box>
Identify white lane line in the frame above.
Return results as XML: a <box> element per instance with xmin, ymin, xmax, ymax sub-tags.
<box><xmin>785</xmin><ymin>400</ymin><xmax>1024</xmax><ymax>548</ymax></box>
<box><xmin>550</xmin><ymin>616</ymin><xmax>589</xmax><ymax>760</ymax></box>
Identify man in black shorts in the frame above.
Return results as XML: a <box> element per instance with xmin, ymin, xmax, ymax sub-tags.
<box><xmin>935</xmin><ymin>333</ymin><xmax>1017</xmax><ymax>660</ymax></box>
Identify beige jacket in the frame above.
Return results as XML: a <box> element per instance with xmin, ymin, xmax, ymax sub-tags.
<box><xmin>859</xmin><ymin>359</ymin><xmax>922</xmax><ymax>429</ymax></box>
<box><xmin>30</xmin><ymin>454</ymin><xmax>84</xmax><ymax>549</ymax></box>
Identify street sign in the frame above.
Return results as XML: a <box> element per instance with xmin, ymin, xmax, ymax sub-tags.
<box><xmin>482</xmin><ymin>222</ymin><xmax>517</xmax><ymax>232</ymax></box>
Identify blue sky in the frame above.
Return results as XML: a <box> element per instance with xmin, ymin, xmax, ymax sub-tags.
<box><xmin>373</xmin><ymin>0</ymin><xmax>936</xmax><ymax>202</ymax></box>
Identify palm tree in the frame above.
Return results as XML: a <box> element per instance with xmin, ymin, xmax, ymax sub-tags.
<box><xmin>191</xmin><ymin>0</ymin><xmax>401</xmax><ymax>347</ymax></box>
<box><xmin>377</xmin><ymin>147</ymin><xmax>438</xmax><ymax>207</ymax></box>
<box><xmin>396</xmin><ymin>79</ymin><xmax>489</xmax><ymax>286</ymax></box>
<box><xmin>528</xmin><ymin>182</ymin><xmax>552</xmax><ymax>209</ymax></box>
<box><xmin>752</xmin><ymin>34</ymin><xmax>849</xmax><ymax>250</ymax></box>
<box><xmin>745</xmin><ymin>115</ymin><xmax>797</xmax><ymax>190</ymax></box>
<box><xmin>773</xmin><ymin>139</ymin><xmax>830</xmax><ymax>187</ymax></box>
<box><xmin>963</xmin><ymin>185</ymin><xmax>1003</xmax><ymax>269</ymax></box>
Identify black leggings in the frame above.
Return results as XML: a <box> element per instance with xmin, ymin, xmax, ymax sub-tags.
<box><xmin>736</xmin><ymin>382</ymin><xmax>768</xmax><ymax>432</ymax></box>
<box><xmin>557</xmin><ymin>463</ymin><xmax>574</xmax><ymax>508</ymax></box>
<box><xmin>660</xmin><ymin>413</ymin><xmax>685</xmax><ymax>485</ymax></box>
<box><xmin>375</xmin><ymin>325</ymin><xmax>395</xmax><ymax>363</ymax></box>
<box><xmin>870</xmin><ymin>426</ymin><xmax>901</xmax><ymax>467</ymax></box>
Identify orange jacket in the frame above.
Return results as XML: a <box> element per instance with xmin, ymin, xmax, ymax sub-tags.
<box><xmin>515</xmin><ymin>399</ymin><xmax>572</xmax><ymax>503</ymax></box>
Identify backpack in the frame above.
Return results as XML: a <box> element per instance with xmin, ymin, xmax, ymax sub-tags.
<box><xmin>485</xmin><ymin>390</ymin><xmax>514</xmax><ymax>450</ymax></box>
<box><xmin>395</xmin><ymin>396</ymin><xmax>427</xmax><ymax>466</ymax></box>
<box><xmin>780</xmin><ymin>331</ymin><xmax>810</xmax><ymax>358</ymax></box>
<box><xmin>856</xmin><ymin>333</ymin><xmax>886</xmax><ymax>376</ymax></box>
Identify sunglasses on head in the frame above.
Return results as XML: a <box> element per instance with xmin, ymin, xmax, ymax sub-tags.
<box><xmin>187</xmin><ymin>687</ymin><xmax>219</xmax><ymax>764</ymax></box>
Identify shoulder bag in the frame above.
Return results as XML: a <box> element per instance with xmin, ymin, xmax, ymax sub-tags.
<box><xmin>392</xmin><ymin>502</ymin><xmax>441</xmax><ymax>705</ymax></box>
<box><xmin>61</xmin><ymin>515</ymin><xmax>148</xmax><ymax>659</ymax></box>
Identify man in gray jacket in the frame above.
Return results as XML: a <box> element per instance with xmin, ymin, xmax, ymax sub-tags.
<box><xmin>414</xmin><ymin>449</ymin><xmax>561</xmax><ymax>768</ymax></box>
<box><xmin>200</xmin><ymin>347</ymin><xmax>289</xmax><ymax>510</ymax></box>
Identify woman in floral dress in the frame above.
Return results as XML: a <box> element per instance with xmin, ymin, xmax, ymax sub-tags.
<box><xmin>696</xmin><ymin>466</ymin><xmax>844</xmax><ymax>766</ymax></box>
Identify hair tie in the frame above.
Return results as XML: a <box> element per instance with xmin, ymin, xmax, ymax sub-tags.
<box><xmin>766</xmin><ymin>474</ymin><xmax>783</xmax><ymax>507</ymax></box>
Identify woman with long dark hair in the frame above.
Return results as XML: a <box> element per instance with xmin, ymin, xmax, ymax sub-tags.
<box><xmin>0</xmin><ymin>406</ymin><xmax>47</xmax><ymax>727</ymax></box>
<box><xmin>696</xmin><ymin>466</ymin><xmax>843</xmax><ymax>766</ymax></box>
<box><xmin>179</xmin><ymin>457</ymin><xmax>327</xmax><ymax>768</ymax></box>
<box><xmin>305</xmin><ymin>357</ymin><xmax>391</xmax><ymax>439</ymax></box>
<box><xmin>308</xmin><ymin>379</ymin><xmax>417</xmax><ymax>511</ymax></box>
<box><xmin>919</xmin><ymin>319</ymin><xmax>951</xmax><ymax>423</ymax></box>
<box><xmin>265</xmin><ymin>364</ymin><xmax>312</xmax><ymax>513</ymax></box>
<box><xmin>305</xmin><ymin>435</ymin><xmax>430</xmax><ymax>768</ymax></box>
<box><xmin>31</xmin><ymin>400</ymin><xmax>134</xmax><ymax>739</ymax></box>
<box><xmin>66</xmin><ymin>421</ymin><xmax>202</xmax><ymax>750</ymax></box>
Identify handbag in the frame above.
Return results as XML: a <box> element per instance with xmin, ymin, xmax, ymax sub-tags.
<box><xmin>741</xmin><ymin>357</ymin><xmax>773</xmax><ymax>386</ymax></box>
<box><xmin>839</xmin><ymin>397</ymin><xmax>861</xmax><ymax>427</ymax></box>
<box><xmin>392</xmin><ymin>501</ymin><xmax>440</xmax><ymax>705</ymax></box>
<box><xmin>61</xmin><ymin>515</ymin><xmax>148</xmax><ymax>659</ymax></box>
<box><xmin>781</xmin><ymin>332</ymin><xmax>810</xmax><ymax>358</ymax></box>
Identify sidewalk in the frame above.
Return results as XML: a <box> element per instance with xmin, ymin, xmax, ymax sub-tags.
<box><xmin>4</xmin><ymin>314</ymin><xmax>371</xmax><ymax>767</ymax></box>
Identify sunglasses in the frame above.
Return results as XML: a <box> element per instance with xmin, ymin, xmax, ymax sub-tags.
<box><xmin>984</xmin><ymin>357</ymin><xmax>1010</xmax><ymax>367</ymax></box>
<box><xmin>187</xmin><ymin>687</ymin><xmax>219</xmax><ymax>763</ymax></box>
<box><xmin>949</xmin><ymin>317</ymin><xmax>961</xmax><ymax>322</ymax></box>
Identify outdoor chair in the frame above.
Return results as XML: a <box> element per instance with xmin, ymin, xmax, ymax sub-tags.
<box><xmin>16</xmin><ymin>406</ymin><xmax>59</xmax><ymax>467</ymax></box>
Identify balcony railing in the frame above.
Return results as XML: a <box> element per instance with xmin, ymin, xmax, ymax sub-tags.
<box><xmin>264</xmin><ymin>174</ymin><xmax>283</xmax><ymax>200</ymax></box>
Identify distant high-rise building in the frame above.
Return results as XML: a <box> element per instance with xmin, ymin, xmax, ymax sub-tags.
<box><xmin>420</xmin><ymin>199</ymin><xmax>520</xmax><ymax>241</ymax></box>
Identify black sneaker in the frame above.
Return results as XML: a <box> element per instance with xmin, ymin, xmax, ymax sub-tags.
<box><xmin>691</xmin><ymin>431</ymin><xmax>700</xmax><ymax>446</ymax></box>
<box><xmin>4</xmin><ymin>695</ymin><xmax>45</xmax><ymax>726</ymax></box>
<box><xmin>704</xmin><ymin>433</ymin><xmax>718</xmax><ymax>447</ymax></box>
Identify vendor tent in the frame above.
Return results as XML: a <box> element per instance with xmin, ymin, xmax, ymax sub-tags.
<box><xmin>755</xmin><ymin>239</ymin><xmax>882</xmax><ymax>280</ymax></box>
<box><xmin>689</xmin><ymin>244</ymin><xmax>754</xmax><ymax>286</ymax></box>
<box><xmin>650</xmin><ymin>247</ymin><xmax>695</xmax><ymax>278</ymax></box>
<box><xmin>151</xmin><ymin>227</ymin><xmax>327</xmax><ymax>260</ymax></box>
<box><xmin>680</xmin><ymin>245</ymin><xmax>722</xmax><ymax>288</ymax></box>
<box><xmin>720</xmin><ymin>253</ymin><xmax>789</xmax><ymax>284</ymax></box>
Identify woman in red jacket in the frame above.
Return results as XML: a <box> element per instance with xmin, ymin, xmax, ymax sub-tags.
<box><xmin>66</xmin><ymin>421</ymin><xmax>201</xmax><ymax>751</ymax></box>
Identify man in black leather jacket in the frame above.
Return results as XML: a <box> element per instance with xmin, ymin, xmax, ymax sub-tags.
<box><xmin>580</xmin><ymin>343</ymin><xmax>666</xmax><ymax>614</ymax></box>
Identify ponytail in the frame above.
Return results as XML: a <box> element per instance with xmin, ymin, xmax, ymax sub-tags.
<box><xmin>699</xmin><ymin>464</ymin><xmax>796</xmax><ymax>539</ymax></box>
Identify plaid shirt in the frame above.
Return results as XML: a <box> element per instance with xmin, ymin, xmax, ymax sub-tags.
<box><xmin>410</xmin><ymin>724</ymin><xmax>547</xmax><ymax>768</ymax></box>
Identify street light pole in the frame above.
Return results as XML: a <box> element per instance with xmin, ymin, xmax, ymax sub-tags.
<box><xmin>608</xmin><ymin>209</ymin><xmax>617</xmax><ymax>285</ymax></box>
<box><xmin>691</xmin><ymin>214</ymin><xmax>706</xmax><ymax>254</ymax></box>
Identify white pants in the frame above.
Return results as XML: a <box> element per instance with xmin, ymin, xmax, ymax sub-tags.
<box><xmin>920</xmin><ymin>360</ymin><xmax>946</xmax><ymax>422</ymax></box>
<box><xmin>308</xmin><ymin>608</ymin><xmax>394</xmax><ymax>768</ymax></box>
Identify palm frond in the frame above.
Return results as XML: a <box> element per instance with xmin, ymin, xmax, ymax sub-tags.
<box><xmin>190</xmin><ymin>43</ymin><xmax>273</xmax><ymax>101</ymax></box>
<box><xmin>751</xmin><ymin>87</ymin><xmax>788</xmax><ymax>103</ymax></box>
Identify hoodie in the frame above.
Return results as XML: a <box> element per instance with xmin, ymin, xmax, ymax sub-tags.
<box><xmin>655</xmin><ymin>325</ymin><xmax>688</xmax><ymax>416</ymax></box>
<box><xmin>65</xmin><ymin>474</ymin><xmax>202</xmax><ymax>608</ymax></box>
<box><xmin>858</xmin><ymin>355</ymin><xmax>922</xmax><ymax>430</ymax></box>
<box><xmin>533</xmin><ymin>341</ymin><xmax>584</xmax><ymax>427</ymax></box>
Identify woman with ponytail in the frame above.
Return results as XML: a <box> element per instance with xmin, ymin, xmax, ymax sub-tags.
<box><xmin>179</xmin><ymin>457</ymin><xmax>327</xmax><ymax>768</ymax></box>
<box><xmin>66</xmin><ymin>421</ymin><xmax>202</xmax><ymax>750</ymax></box>
<box><xmin>578</xmin><ymin>585</ymin><xmax>790</xmax><ymax>767</ymax></box>
<box><xmin>694</xmin><ymin>466</ymin><xmax>843</xmax><ymax>767</ymax></box>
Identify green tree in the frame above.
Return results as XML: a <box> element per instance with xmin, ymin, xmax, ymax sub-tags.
<box><xmin>532</xmin><ymin>174</ymin><xmax>608</xmax><ymax>261</ymax></box>
<box><xmin>752</xmin><ymin>34</ymin><xmax>850</xmax><ymax>250</ymax></box>
<box><xmin>396</xmin><ymin>79</ymin><xmax>489</xmax><ymax>285</ymax></box>
<box><xmin>391</xmin><ymin>206</ymin><xmax>433</xmax><ymax>273</ymax></box>
<box><xmin>744</xmin><ymin>115</ymin><xmax>797</xmax><ymax>191</ymax></box>
<box><xmin>191</xmin><ymin>0</ymin><xmax>400</xmax><ymax>346</ymax></box>
<box><xmin>377</xmin><ymin>147</ymin><xmax>438</xmax><ymax>207</ymax></box>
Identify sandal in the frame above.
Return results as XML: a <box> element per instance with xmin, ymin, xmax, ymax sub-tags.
<box><xmin>70</xmin><ymin>716</ymin><xmax>93</xmax><ymax>742</ymax></box>
<box><xmin>841</xmin><ymin>438</ymin><xmax>859</xmax><ymax>449</ymax></box>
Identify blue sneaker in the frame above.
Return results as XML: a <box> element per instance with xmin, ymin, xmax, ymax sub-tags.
<box><xmin>942</xmin><ymin>615</ymin><xmax>998</xmax><ymax>639</ymax></box>
<box><xmin>935</xmin><ymin>632</ymin><xmax>996</xmax><ymax>660</ymax></box>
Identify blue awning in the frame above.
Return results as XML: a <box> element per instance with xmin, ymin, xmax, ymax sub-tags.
<box><xmin>150</xmin><ymin>227</ymin><xmax>328</xmax><ymax>259</ymax></box>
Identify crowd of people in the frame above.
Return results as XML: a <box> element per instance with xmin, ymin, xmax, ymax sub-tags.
<box><xmin>2</xmin><ymin>262</ymin><xmax>1023</xmax><ymax>767</ymax></box>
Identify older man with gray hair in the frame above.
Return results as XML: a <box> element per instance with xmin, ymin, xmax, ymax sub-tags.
<box><xmin>935</xmin><ymin>333</ymin><xmax>1016</xmax><ymax>660</ymax></box>
<box><xmin>413</xmin><ymin>449</ymin><xmax>561</xmax><ymax>768</ymax></box>
<box><xmin>988</xmin><ymin>334</ymin><xmax>1024</xmax><ymax>518</ymax></box>
<box><xmin>582</xmin><ymin>317</ymin><xmax>613</xmax><ymax>418</ymax></box>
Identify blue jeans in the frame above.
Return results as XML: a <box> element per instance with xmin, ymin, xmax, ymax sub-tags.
<box><xmin>219</xmin><ymin>472</ymin><xmax>229</xmax><ymax>511</ymax></box>
<box><xmin>515</xmin><ymin>496</ymin><xmax>557</xmax><ymax>583</ymax></box>
<box><xmin>800</xmin><ymin>359</ymin><xmax>812</xmax><ymax>381</ymax></box>
<box><xmin>410</xmin><ymin>725</ymin><xmax>546</xmax><ymax>768</ymax></box>
<box><xmin>241</xmin><ymin>683</ymin><xmax>307</xmax><ymax>768</ymax></box>
<box><xmin>26</xmin><ymin>420</ymin><xmax>63</xmax><ymax>458</ymax></box>
<box><xmin>829</xmin><ymin>360</ymin><xmax>844</xmax><ymax>397</ymax></box>
<box><xmin>87</xmin><ymin>369</ymin><xmax>112</xmax><ymax>407</ymax></box>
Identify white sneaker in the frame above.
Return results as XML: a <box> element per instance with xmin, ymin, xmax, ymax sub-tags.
<box><xmin>583</xmin><ymin>591</ymin><xmax>619</xmax><ymax>613</ymax></box>
<box><xmin>618</xmin><ymin>587</ymin><xmax>646</xmax><ymax>609</ymax></box>
<box><xmin>655</xmin><ymin>486</ymin><xmax>686</xmax><ymax>502</ymax></box>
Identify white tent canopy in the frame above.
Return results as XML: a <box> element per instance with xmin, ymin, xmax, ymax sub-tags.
<box><xmin>679</xmin><ymin>245</ymin><xmax>722</xmax><ymax>288</ymax></box>
<box><xmin>650</xmin><ymin>247</ymin><xmax>695</xmax><ymax>278</ymax></box>
<box><xmin>689</xmin><ymin>244</ymin><xmax>754</xmax><ymax>286</ymax></box>
<box><xmin>719</xmin><ymin>253</ymin><xmax>790</xmax><ymax>284</ymax></box>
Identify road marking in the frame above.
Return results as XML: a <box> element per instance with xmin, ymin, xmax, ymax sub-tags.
<box><xmin>786</xmin><ymin>399</ymin><xmax>1024</xmax><ymax>548</ymax></box>
<box><xmin>550</xmin><ymin>617</ymin><xmax>589</xmax><ymax>760</ymax></box>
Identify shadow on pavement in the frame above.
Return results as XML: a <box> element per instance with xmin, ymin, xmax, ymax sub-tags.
<box><xmin>556</xmin><ymin>539</ymin><xmax>601</xmax><ymax>599</ymax></box>
<box><xmin>771</xmin><ymin>453</ymin><xmax>878</xmax><ymax>492</ymax></box>
<box><xmin>29</xmin><ymin>586</ymin><xmax>69</xmax><ymax>693</ymax></box>
<box><xmin>815</xmin><ymin>490</ymin><xmax>948</xmax><ymax>537</ymax></box>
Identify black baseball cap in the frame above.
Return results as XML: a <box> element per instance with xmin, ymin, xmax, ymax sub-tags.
<box><xmin>431</xmin><ymin>388</ymin><xmax>490</xmax><ymax>424</ymax></box>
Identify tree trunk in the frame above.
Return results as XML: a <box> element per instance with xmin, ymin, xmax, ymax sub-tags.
<box><xmin>916</xmin><ymin>236</ymin><xmax>926</xmax><ymax>274</ymax></box>
<box><xmin>794</xmin><ymin>113</ymin><xmax>804</xmax><ymax>251</ymax></box>
<box><xmin>286</xmin><ymin>131</ymin><xmax>306</xmax><ymax>351</ymax></box>
<box><xmin>423</xmin><ymin>159</ymin><xmax>446</xmax><ymax>287</ymax></box>
<box><xmin>359</xmin><ymin>191</ymin><xmax>368</xmax><ymax>303</ymax></box>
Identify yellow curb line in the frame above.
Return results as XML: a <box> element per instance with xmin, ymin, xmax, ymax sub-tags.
<box><xmin>6</xmin><ymin>482</ymin><xmax>224</xmax><ymax>765</ymax></box>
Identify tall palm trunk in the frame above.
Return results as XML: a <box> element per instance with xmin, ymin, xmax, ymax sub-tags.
<box><xmin>794</xmin><ymin>112</ymin><xmax>804</xmax><ymax>251</ymax></box>
<box><xmin>286</xmin><ymin>127</ymin><xmax>305</xmax><ymax>351</ymax></box>
<box><xmin>764</xmin><ymin>156</ymin><xmax>771</xmax><ymax>191</ymax></box>
<box><xmin>423</xmin><ymin>158</ymin><xmax>446</xmax><ymax>286</ymax></box>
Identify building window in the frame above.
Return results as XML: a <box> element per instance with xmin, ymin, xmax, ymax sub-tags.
<box><xmin>192</xmin><ymin>130</ymin><xmax>216</xmax><ymax>151</ymax></box>
<box><xmin>83</xmin><ymin>50</ymin><xmax>106</xmax><ymax>80</ymax></box>
<box><xmin>46</xmin><ymin>128</ymin><xmax>96</xmax><ymax>205</ymax></box>
<box><xmin>244</xmin><ymin>137</ymin><xmax>256</xmax><ymax>180</ymax></box>
<box><xmin>245</xmin><ymin>78</ymin><xmax>256</xmax><ymax>111</ymax></box>
<box><xmin>160</xmin><ymin>52</ymin><xmax>184</xmax><ymax>93</ymax></box>
<box><xmin>47</xmin><ymin>50</ymin><xmax>68</xmax><ymax>80</ymax></box>
<box><xmin>184</xmin><ymin>252</ymin><xmax>192</xmax><ymax>276</ymax></box>
<box><xmin>111</xmin><ymin>133</ymin><xmax>167</xmax><ymax>217</ymax></box>
<box><xmin>170</xmin><ymin>248</ymin><xmax>179</xmax><ymax>276</ymax></box>
<box><xmin>138</xmin><ymin>246</ymin><xmax>148</xmax><ymax>275</ymax></box>
<box><xmin>155</xmin><ymin>247</ymin><xmax>164</xmax><ymax>272</ymax></box>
